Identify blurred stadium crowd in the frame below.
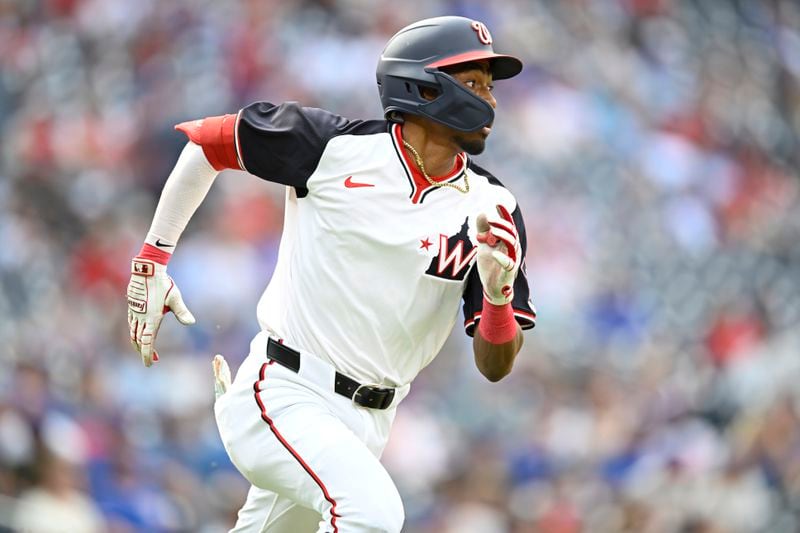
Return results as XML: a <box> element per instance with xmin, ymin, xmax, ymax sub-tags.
<box><xmin>2</xmin><ymin>0</ymin><xmax>800</xmax><ymax>531</ymax></box>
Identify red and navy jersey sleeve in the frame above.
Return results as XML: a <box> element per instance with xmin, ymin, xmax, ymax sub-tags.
<box><xmin>462</xmin><ymin>202</ymin><xmax>537</xmax><ymax>337</ymax></box>
<box><xmin>236</xmin><ymin>102</ymin><xmax>358</xmax><ymax>195</ymax></box>
<box><xmin>176</xmin><ymin>101</ymin><xmax>380</xmax><ymax>196</ymax></box>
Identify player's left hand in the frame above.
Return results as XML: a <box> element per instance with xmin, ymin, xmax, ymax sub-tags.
<box><xmin>476</xmin><ymin>204</ymin><xmax>521</xmax><ymax>306</ymax></box>
<box><xmin>126</xmin><ymin>258</ymin><xmax>195</xmax><ymax>367</ymax></box>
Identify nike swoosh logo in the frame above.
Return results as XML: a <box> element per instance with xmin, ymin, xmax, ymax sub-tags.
<box><xmin>344</xmin><ymin>176</ymin><xmax>374</xmax><ymax>188</ymax></box>
<box><xmin>155</xmin><ymin>239</ymin><xmax>174</xmax><ymax>248</ymax></box>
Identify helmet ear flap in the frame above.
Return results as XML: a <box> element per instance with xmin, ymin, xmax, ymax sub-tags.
<box><xmin>416</xmin><ymin>71</ymin><xmax>494</xmax><ymax>132</ymax></box>
<box><xmin>379</xmin><ymin>75</ymin><xmax>432</xmax><ymax>122</ymax></box>
<box><xmin>380</xmin><ymin>72</ymin><xmax>493</xmax><ymax>131</ymax></box>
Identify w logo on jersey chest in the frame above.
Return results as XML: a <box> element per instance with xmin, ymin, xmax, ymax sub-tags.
<box><xmin>424</xmin><ymin>217</ymin><xmax>476</xmax><ymax>281</ymax></box>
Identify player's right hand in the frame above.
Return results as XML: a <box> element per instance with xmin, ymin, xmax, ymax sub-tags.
<box><xmin>126</xmin><ymin>257</ymin><xmax>195</xmax><ymax>367</ymax></box>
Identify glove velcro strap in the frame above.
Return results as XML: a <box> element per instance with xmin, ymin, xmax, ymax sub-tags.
<box><xmin>132</xmin><ymin>259</ymin><xmax>155</xmax><ymax>277</ymax></box>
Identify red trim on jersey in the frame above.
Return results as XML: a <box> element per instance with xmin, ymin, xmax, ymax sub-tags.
<box><xmin>253</xmin><ymin>362</ymin><xmax>340</xmax><ymax>532</ymax></box>
<box><xmin>175</xmin><ymin>114</ymin><xmax>242</xmax><ymax>171</ymax></box>
<box><xmin>392</xmin><ymin>124</ymin><xmax>466</xmax><ymax>203</ymax></box>
<box><xmin>477</xmin><ymin>298</ymin><xmax>518</xmax><ymax>344</ymax></box>
<box><xmin>513</xmin><ymin>309</ymin><xmax>537</xmax><ymax>321</ymax></box>
<box><xmin>137</xmin><ymin>243</ymin><xmax>171</xmax><ymax>265</ymax></box>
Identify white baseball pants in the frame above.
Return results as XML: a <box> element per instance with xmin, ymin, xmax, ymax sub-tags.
<box><xmin>214</xmin><ymin>332</ymin><xmax>410</xmax><ymax>533</ymax></box>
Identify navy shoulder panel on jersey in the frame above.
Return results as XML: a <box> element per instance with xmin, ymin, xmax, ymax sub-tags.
<box><xmin>237</xmin><ymin>102</ymin><xmax>387</xmax><ymax>196</ymax></box>
<box><xmin>462</xmin><ymin>162</ymin><xmax>537</xmax><ymax>336</ymax></box>
<box><xmin>466</xmin><ymin>160</ymin><xmax>506</xmax><ymax>188</ymax></box>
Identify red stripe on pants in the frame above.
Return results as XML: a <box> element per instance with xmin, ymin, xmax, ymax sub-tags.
<box><xmin>252</xmin><ymin>361</ymin><xmax>340</xmax><ymax>533</ymax></box>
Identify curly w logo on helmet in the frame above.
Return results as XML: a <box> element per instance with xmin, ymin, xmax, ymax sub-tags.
<box><xmin>471</xmin><ymin>21</ymin><xmax>493</xmax><ymax>45</ymax></box>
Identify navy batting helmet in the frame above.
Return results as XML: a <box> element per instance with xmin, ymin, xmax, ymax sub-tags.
<box><xmin>376</xmin><ymin>16</ymin><xmax>523</xmax><ymax>132</ymax></box>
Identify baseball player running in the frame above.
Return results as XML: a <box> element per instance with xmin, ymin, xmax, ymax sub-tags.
<box><xmin>127</xmin><ymin>16</ymin><xmax>536</xmax><ymax>533</ymax></box>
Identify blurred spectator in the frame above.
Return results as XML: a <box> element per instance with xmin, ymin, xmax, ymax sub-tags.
<box><xmin>12</xmin><ymin>453</ymin><xmax>105</xmax><ymax>533</ymax></box>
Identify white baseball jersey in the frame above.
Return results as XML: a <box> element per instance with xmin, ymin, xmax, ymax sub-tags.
<box><xmin>224</xmin><ymin>101</ymin><xmax>536</xmax><ymax>387</ymax></box>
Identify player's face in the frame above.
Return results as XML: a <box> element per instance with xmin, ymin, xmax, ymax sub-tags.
<box><xmin>447</xmin><ymin>62</ymin><xmax>496</xmax><ymax>155</ymax></box>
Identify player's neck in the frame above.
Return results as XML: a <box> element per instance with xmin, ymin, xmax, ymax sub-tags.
<box><xmin>400</xmin><ymin>121</ymin><xmax>459</xmax><ymax>178</ymax></box>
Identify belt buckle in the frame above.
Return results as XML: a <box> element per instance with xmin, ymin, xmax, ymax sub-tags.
<box><xmin>352</xmin><ymin>383</ymin><xmax>395</xmax><ymax>410</ymax></box>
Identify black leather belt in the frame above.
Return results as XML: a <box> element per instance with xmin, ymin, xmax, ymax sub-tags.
<box><xmin>266</xmin><ymin>338</ymin><xmax>396</xmax><ymax>410</ymax></box>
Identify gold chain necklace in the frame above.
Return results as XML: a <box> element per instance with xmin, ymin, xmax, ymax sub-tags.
<box><xmin>402</xmin><ymin>140</ymin><xmax>469</xmax><ymax>194</ymax></box>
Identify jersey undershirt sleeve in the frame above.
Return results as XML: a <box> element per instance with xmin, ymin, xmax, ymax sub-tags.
<box><xmin>143</xmin><ymin>142</ymin><xmax>219</xmax><ymax>251</ymax></box>
<box><xmin>462</xmin><ymin>203</ymin><xmax>537</xmax><ymax>336</ymax></box>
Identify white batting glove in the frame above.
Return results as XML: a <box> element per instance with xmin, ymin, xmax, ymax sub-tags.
<box><xmin>126</xmin><ymin>258</ymin><xmax>195</xmax><ymax>367</ymax></box>
<box><xmin>476</xmin><ymin>204</ymin><xmax>522</xmax><ymax>306</ymax></box>
<box><xmin>212</xmin><ymin>354</ymin><xmax>232</xmax><ymax>399</ymax></box>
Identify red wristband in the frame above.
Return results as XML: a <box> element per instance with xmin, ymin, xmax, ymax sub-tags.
<box><xmin>137</xmin><ymin>243</ymin><xmax>171</xmax><ymax>265</ymax></box>
<box><xmin>478</xmin><ymin>297</ymin><xmax>517</xmax><ymax>344</ymax></box>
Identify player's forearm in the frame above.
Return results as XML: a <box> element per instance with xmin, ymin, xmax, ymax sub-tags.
<box><xmin>143</xmin><ymin>142</ymin><xmax>219</xmax><ymax>251</ymax></box>
<box><xmin>472</xmin><ymin>297</ymin><xmax>523</xmax><ymax>381</ymax></box>
<box><xmin>473</xmin><ymin>326</ymin><xmax>523</xmax><ymax>382</ymax></box>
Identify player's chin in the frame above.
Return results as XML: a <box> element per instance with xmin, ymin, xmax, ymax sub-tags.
<box><xmin>454</xmin><ymin>133</ymin><xmax>488</xmax><ymax>155</ymax></box>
